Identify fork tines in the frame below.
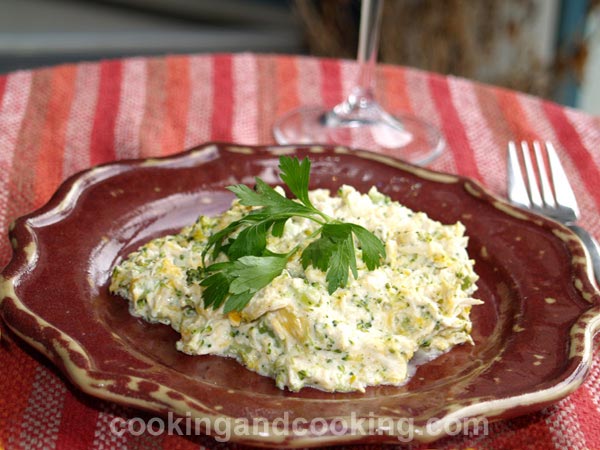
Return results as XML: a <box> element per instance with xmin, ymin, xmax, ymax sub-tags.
<box><xmin>507</xmin><ymin>140</ymin><xmax>580</xmax><ymax>220</ymax></box>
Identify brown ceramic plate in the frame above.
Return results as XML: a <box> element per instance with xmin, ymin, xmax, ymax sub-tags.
<box><xmin>1</xmin><ymin>143</ymin><xmax>599</xmax><ymax>447</ymax></box>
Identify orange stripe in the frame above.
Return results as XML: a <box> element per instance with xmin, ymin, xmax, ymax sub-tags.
<box><xmin>493</xmin><ymin>88</ymin><xmax>538</xmax><ymax>142</ymax></box>
<box><xmin>256</xmin><ymin>55</ymin><xmax>276</xmax><ymax>143</ymax></box>
<box><xmin>275</xmin><ymin>55</ymin><xmax>300</xmax><ymax>116</ymax></box>
<box><xmin>33</xmin><ymin>65</ymin><xmax>77</xmax><ymax>205</ymax></box>
<box><xmin>473</xmin><ymin>83</ymin><xmax>515</xmax><ymax>144</ymax></box>
<box><xmin>379</xmin><ymin>64</ymin><xmax>410</xmax><ymax>114</ymax></box>
<box><xmin>139</xmin><ymin>57</ymin><xmax>167</xmax><ymax>157</ymax></box>
<box><xmin>162</xmin><ymin>55</ymin><xmax>190</xmax><ymax>155</ymax></box>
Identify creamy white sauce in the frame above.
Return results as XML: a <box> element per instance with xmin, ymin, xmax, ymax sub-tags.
<box><xmin>110</xmin><ymin>186</ymin><xmax>481</xmax><ymax>392</ymax></box>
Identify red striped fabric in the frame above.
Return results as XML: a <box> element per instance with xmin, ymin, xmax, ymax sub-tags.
<box><xmin>184</xmin><ymin>56</ymin><xmax>213</xmax><ymax>147</ymax></box>
<box><xmin>90</xmin><ymin>60</ymin><xmax>122</xmax><ymax>165</ymax></box>
<box><xmin>320</xmin><ymin>58</ymin><xmax>343</xmax><ymax>108</ymax></box>
<box><xmin>163</xmin><ymin>56</ymin><xmax>190</xmax><ymax>155</ymax></box>
<box><xmin>114</xmin><ymin>58</ymin><xmax>145</xmax><ymax>160</ymax></box>
<box><xmin>210</xmin><ymin>54</ymin><xmax>233</xmax><ymax>141</ymax></box>
<box><xmin>0</xmin><ymin>53</ymin><xmax>599</xmax><ymax>450</ymax></box>
<box><xmin>8</xmin><ymin>70</ymin><xmax>54</xmax><ymax>222</ymax></box>
<box><xmin>275</xmin><ymin>55</ymin><xmax>300</xmax><ymax>117</ymax></box>
<box><xmin>256</xmin><ymin>56</ymin><xmax>276</xmax><ymax>143</ymax></box>
<box><xmin>544</xmin><ymin>101</ymin><xmax>600</xmax><ymax>212</ymax></box>
<box><xmin>140</xmin><ymin>58</ymin><xmax>167</xmax><ymax>156</ymax></box>
<box><xmin>428</xmin><ymin>74</ymin><xmax>482</xmax><ymax>181</ymax></box>
<box><xmin>34</xmin><ymin>65</ymin><xmax>77</xmax><ymax>205</ymax></box>
<box><xmin>0</xmin><ymin>76</ymin><xmax>7</xmax><ymax>109</ymax></box>
<box><xmin>54</xmin><ymin>391</ymin><xmax>98</xmax><ymax>450</ymax></box>
<box><xmin>380</xmin><ymin>64</ymin><xmax>410</xmax><ymax>113</ymax></box>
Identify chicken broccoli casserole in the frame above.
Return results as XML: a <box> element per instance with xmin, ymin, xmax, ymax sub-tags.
<box><xmin>110</xmin><ymin>164</ymin><xmax>480</xmax><ymax>393</ymax></box>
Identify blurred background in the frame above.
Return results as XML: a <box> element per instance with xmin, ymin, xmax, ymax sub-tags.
<box><xmin>0</xmin><ymin>0</ymin><xmax>598</xmax><ymax>115</ymax></box>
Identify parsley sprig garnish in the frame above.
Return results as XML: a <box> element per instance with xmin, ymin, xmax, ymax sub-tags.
<box><xmin>189</xmin><ymin>155</ymin><xmax>386</xmax><ymax>313</ymax></box>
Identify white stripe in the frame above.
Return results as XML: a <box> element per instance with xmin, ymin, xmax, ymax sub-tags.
<box><xmin>448</xmin><ymin>77</ymin><xmax>504</xmax><ymax>192</ymax></box>
<box><xmin>339</xmin><ymin>58</ymin><xmax>358</xmax><ymax>99</ymax></box>
<box><xmin>582</xmin><ymin>352</ymin><xmax>600</xmax><ymax>416</ymax></box>
<box><xmin>0</xmin><ymin>71</ymin><xmax>31</xmax><ymax>159</ymax></box>
<box><xmin>519</xmin><ymin>96</ymin><xmax>600</xmax><ymax>230</ymax></box>
<box><xmin>114</xmin><ymin>57</ymin><xmax>147</xmax><ymax>160</ymax></box>
<box><xmin>90</xmin><ymin>404</ymin><xmax>128</xmax><ymax>450</ymax></box>
<box><xmin>404</xmin><ymin>69</ymin><xmax>454</xmax><ymax>173</ymax></box>
<box><xmin>296</xmin><ymin>56</ymin><xmax>322</xmax><ymax>107</ymax></box>
<box><xmin>63</xmin><ymin>63</ymin><xmax>100</xmax><ymax>175</ymax></box>
<box><xmin>231</xmin><ymin>53</ymin><xmax>259</xmax><ymax>144</ymax></box>
<box><xmin>544</xmin><ymin>399</ymin><xmax>588</xmax><ymax>450</ymax></box>
<box><xmin>0</xmin><ymin>71</ymin><xmax>32</xmax><ymax>207</ymax></box>
<box><xmin>185</xmin><ymin>55</ymin><xmax>213</xmax><ymax>148</ymax></box>
<box><xmin>16</xmin><ymin>366</ymin><xmax>66</xmax><ymax>450</ymax></box>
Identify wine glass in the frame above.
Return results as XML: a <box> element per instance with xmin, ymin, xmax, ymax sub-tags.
<box><xmin>273</xmin><ymin>0</ymin><xmax>444</xmax><ymax>166</ymax></box>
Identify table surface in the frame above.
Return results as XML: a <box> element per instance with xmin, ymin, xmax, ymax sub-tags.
<box><xmin>0</xmin><ymin>52</ymin><xmax>599</xmax><ymax>450</ymax></box>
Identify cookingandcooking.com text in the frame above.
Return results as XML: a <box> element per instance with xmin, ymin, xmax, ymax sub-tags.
<box><xmin>109</xmin><ymin>411</ymin><xmax>489</xmax><ymax>442</ymax></box>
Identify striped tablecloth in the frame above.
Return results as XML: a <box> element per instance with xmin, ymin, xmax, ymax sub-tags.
<box><xmin>1</xmin><ymin>53</ymin><xmax>599</xmax><ymax>449</ymax></box>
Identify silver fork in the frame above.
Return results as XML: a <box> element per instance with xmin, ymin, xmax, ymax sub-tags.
<box><xmin>507</xmin><ymin>140</ymin><xmax>600</xmax><ymax>284</ymax></box>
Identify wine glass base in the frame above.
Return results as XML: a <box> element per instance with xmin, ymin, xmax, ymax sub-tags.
<box><xmin>273</xmin><ymin>106</ymin><xmax>445</xmax><ymax>166</ymax></box>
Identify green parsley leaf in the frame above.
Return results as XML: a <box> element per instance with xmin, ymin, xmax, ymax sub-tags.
<box><xmin>301</xmin><ymin>222</ymin><xmax>386</xmax><ymax>294</ymax></box>
<box><xmin>196</xmin><ymin>155</ymin><xmax>387</xmax><ymax>312</ymax></box>
<box><xmin>226</xmin><ymin>221</ymin><xmax>269</xmax><ymax>260</ymax></box>
<box><xmin>199</xmin><ymin>272</ymin><xmax>231</xmax><ymax>309</ymax></box>
<box><xmin>301</xmin><ymin>234</ymin><xmax>337</xmax><ymax>272</ymax></box>
<box><xmin>195</xmin><ymin>255</ymin><xmax>288</xmax><ymax>313</ymax></box>
<box><xmin>271</xmin><ymin>218</ymin><xmax>288</xmax><ymax>237</ymax></box>
<box><xmin>349</xmin><ymin>224</ymin><xmax>386</xmax><ymax>270</ymax></box>
<box><xmin>227</xmin><ymin>179</ymin><xmax>284</xmax><ymax>208</ymax></box>
<box><xmin>223</xmin><ymin>291</ymin><xmax>255</xmax><ymax>314</ymax></box>
<box><xmin>227</xmin><ymin>178</ymin><xmax>312</xmax><ymax>217</ymax></box>
<box><xmin>322</xmin><ymin>224</ymin><xmax>358</xmax><ymax>294</ymax></box>
<box><xmin>278</xmin><ymin>156</ymin><xmax>313</xmax><ymax>208</ymax></box>
<box><xmin>202</xmin><ymin>221</ymin><xmax>240</xmax><ymax>260</ymax></box>
<box><xmin>228</xmin><ymin>256</ymin><xmax>288</xmax><ymax>294</ymax></box>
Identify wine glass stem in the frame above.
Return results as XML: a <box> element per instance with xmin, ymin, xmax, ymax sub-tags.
<box><xmin>330</xmin><ymin>0</ymin><xmax>383</xmax><ymax>122</ymax></box>
<box><xmin>355</xmin><ymin>0</ymin><xmax>383</xmax><ymax>105</ymax></box>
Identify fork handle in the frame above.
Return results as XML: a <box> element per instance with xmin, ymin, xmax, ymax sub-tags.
<box><xmin>568</xmin><ymin>224</ymin><xmax>600</xmax><ymax>287</ymax></box>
